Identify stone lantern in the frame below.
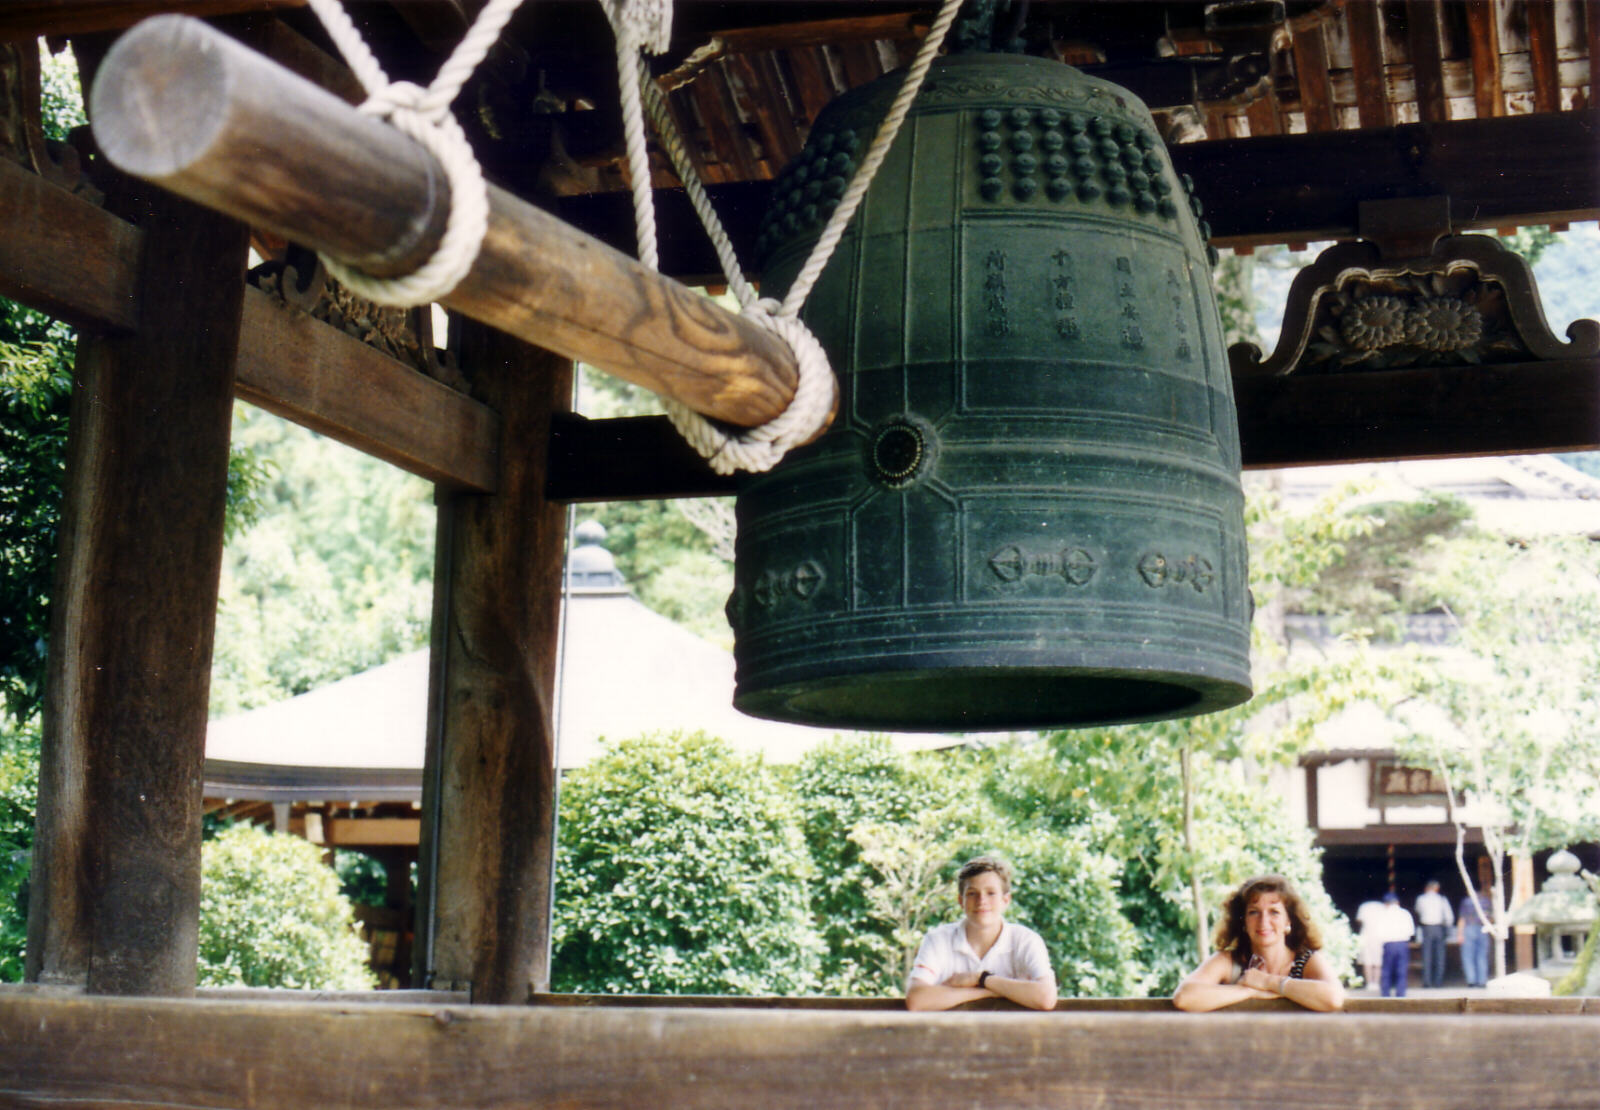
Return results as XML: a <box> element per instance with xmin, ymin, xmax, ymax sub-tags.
<box><xmin>1508</xmin><ymin>849</ymin><xmax>1597</xmax><ymax>984</ymax></box>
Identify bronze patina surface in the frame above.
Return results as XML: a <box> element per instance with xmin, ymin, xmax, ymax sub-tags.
<box><xmin>733</xmin><ymin>53</ymin><xmax>1251</xmax><ymax>731</ymax></box>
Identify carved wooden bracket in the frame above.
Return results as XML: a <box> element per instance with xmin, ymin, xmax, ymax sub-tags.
<box><xmin>0</xmin><ymin>39</ymin><xmax>99</xmax><ymax>203</ymax></box>
<box><xmin>248</xmin><ymin>243</ymin><xmax>467</xmax><ymax>390</ymax></box>
<box><xmin>1230</xmin><ymin>232</ymin><xmax>1600</xmax><ymax>378</ymax></box>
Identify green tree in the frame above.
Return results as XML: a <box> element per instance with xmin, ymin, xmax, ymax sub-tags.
<box><xmin>198</xmin><ymin>823</ymin><xmax>375</xmax><ymax>989</ymax></box>
<box><xmin>1393</xmin><ymin>529</ymin><xmax>1600</xmax><ymax>979</ymax></box>
<box><xmin>210</xmin><ymin>405</ymin><xmax>434</xmax><ymax>714</ymax></box>
<box><xmin>790</xmin><ymin>734</ymin><xmax>960</xmax><ymax>994</ymax></box>
<box><xmin>552</xmin><ymin>732</ymin><xmax>823</xmax><ymax>995</ymax></box>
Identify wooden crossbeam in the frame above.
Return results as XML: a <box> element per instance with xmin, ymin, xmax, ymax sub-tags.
<box><xmin>236</xmin><ymin>288</ymin><xmax>500</xmax><ymax>492</ymax></box>
<box><xmin>546</xmin><ymin>356</ymin><xmax>1600</xmax><ymax>502</ymax></box>
<box><xmin>90</xmin><ymin>15</ymin><xmax>818</xmax><ymax>433</ymax></box>
<box><xmin>0</xmin><ymin>158</ymin><xmax>139</xmax><ymax>331</ymax></box>
<box><xmin>0</xmin><ymin>0</ymin><xmax>305</xmax><ymax>40</ymax></box>
<box><xmin>549</xmin><ymin>111</ymin><xmax>1600</xmax><ymax>272</ymax></box>
<box><xmin>0</xmin><ymin>160</ymin><xmax>500</xmax><ymax>491</ymax></box>
<box><xmin>1</xmin><ymin>990</ymin><xmax>1597</xmax><ymax>1109</ymax></box>
<box><xmin>1170</xmin><ymin>110</ymin><xmax>1600</xmax><ymax>251</ymax></box>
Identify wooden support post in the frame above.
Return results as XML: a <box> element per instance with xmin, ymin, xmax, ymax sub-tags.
<box><xmin>25</xmin><ymin>184</ymin><xmax>248</xmax><ymax>994</ymax></box>
<box><xmin>89</xmin><ymin>15</ymin><xmax>818</xmax><ymax>433</ymax></box>
<box><xmin>415</xmin><ymin>321</ymin><xmax>568</xmax><ymax>1003</ymax></box>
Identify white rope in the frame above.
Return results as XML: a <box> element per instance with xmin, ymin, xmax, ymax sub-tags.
<box><xmin>606</xmin><ymin>0</ymin><xmax>961</xmax><ymax>473</ymax></box>
<box><xmin>779</xmin><ymin>0</ymin><xmax>963</xmax><ymax>316</ymax></box>
<box><xmin>305</xmin><ymin>0</ymin><xmax>527</xmax><ymax>306</ymax></box>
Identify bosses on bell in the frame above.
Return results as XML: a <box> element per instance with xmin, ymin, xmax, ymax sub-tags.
<box><xmin>904</xmin><ymin>856</ymin><xmax>1058</xmax><ymax>1012</ymax></box>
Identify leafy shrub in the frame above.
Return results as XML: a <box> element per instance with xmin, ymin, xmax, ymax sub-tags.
<box><xmin>553</xmin><ymin>732</ymin><xmax>822</xmax><ymax>995</ymax></box>
<box><xmin>791</xmin><ymin>735</ymin><xmax>963</xmax><ymax>994</ymax></box>
<box><xmin>198</xmin><ymin>823</ymin><xmax>374</xmax><ymax>989</ymax></box>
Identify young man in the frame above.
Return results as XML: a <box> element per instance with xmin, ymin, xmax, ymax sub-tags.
<box><xmin>904</xmin><ymin>856</ymin><xmax>1058</xmax><ymax>1012</ymax></box>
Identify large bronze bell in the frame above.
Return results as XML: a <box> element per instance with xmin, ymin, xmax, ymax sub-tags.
<box><xmin>730</xmin><ymin>52</ymin><xmax>1252</xmax><ymax>731</ymax></box>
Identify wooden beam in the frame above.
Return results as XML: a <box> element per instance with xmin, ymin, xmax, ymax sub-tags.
<box><xmin>324</xmin><ymin>818</ymin><xmax>421</xmax><ymax>848</ymax></box>
<box><xmin>1589</xmin><ymin>0</ymin><xmax>1600</xmax><ymax>114</ymax></box>
<box><xmin>417</xmin><ymin>322</ymin><xmax>567</xmax><ymax>1003</ymax></box>
<box><xmin>1</xmin><ymin>991</ymin><xmax>1598</xmax><ymax>1108</ymax></box>
<box><xmin>548</xmin><ymin>356</ymin><xmax>1600</xmax><ymax>501</ymax></box>
<box><xmin>547</xmin><ymin>110</ymin><xmax>1600</xmax><ymax>272</ymax></box>
<box><xmin>1404</xmin><ymin>0</ymin><xmax>1449</xmax><ymax>123</ymax></box>
<box><xmin>1290</xmin><ymin>18</ymin><xmax>1336</xmax><ymax>132</ymax></box>
<box><xmin>90</xmin><ymin>15</ymin><xmax>814</xmax><ymax>432</ymax></box>
<box><xmin>26</xmin><ymin>185</ymin><xmax>248</xmax><ymax>995</ymax></box>
<box><xmin>547</xmin><ymin>412</ymin><xmax>734</xmax><ymax>502</ymax></box>
<box><xmin>0</xmin><ymin>158</ymin><xmax>138</xmax><ymax>331</ymax></box>
<box><xmin>697</xmin><ymin>62</ymin><xmax>764</xmax><ymax>182</ymax></box>
<box><xmin>1232</xmin><ymin>358</ymin><xmax>1600</xmax><ymax>469</ymax></box>
<box><xmin>1344</xmin><ymin>0</ymin><xmax>1392</xmax><ymax>127</ymax></box>
<box><xmin>0</xmin><ymin>161</ymin><xmax>498</xmax><ymax>488</ymax></box>
<box><xmin>1170</xmin><ymin>110</ymin><xmax>1600</xmax><ymax>250</ymax></box>
<box><xmin>1526</xmin><ymin>0</ymin><xmax>1563</xmax><ymax>114</ymax></box>
<box><xmin>235</xmin><ymin>288</ymin><xmax>499</xmax><ymax>492</ymax></box>
<box><xmin>0</xmin><ymin>0</ymin><xmax>305</xmax><ymax>40</ymax></box>
<box><xmin>1463</xmin><ymin>0</ymin><xmax>1502</xmax><ymax>118</ymax></box>
<box><xmin>711</xmin><ymin>12</ymin><xmax>924</xmax><ymax>55</ymax></box>
<box><xmin>783</xmin><ymin>45</ymin><xmax>839</xmax><ymax>126</ymax></box>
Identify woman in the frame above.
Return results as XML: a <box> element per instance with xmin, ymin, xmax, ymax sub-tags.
<box><xmin>1173</xmin><ymin>874</ymin><xmax>1345</xmax><ymax>1012</ymax></box>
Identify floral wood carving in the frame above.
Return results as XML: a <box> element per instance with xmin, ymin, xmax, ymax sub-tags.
<box><xmin>1230</xmin><ymin>234</ymin><xmax>1600</xmax><ymax>378</ymax></box>
<box><xmin>0</xmin><ymin>40</ymin><xmax>99</xmax><ymax>203</ymax></box>
<box><xmin>249</xmin><ymin>244</ymin><xmax>467</xmax><ymax>390</ymax></box>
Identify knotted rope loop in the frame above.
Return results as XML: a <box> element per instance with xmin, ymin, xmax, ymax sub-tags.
<box><xmin>306</xmin><ymin>0</ymin><xmax>526</xmax><ymax>306</ymax></box>
<box><xmin>664</xmin><ymin>298</ymin><xmax>835</xmax><ymax>475</ymax></box>
<box><xmin>613</xmin><ymin>0</ymin><xmax>962</xmax><ymax>473</ymax></box>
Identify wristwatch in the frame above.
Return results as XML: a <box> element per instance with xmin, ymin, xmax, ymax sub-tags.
<box><xmin>977</xmin><ymin>971</ymin><xmax>991</xmax><ymax>990</ymax></box>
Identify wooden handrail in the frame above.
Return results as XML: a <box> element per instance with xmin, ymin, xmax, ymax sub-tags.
<box><xmin>89</xmin><ymin>15</ymin><xmax>825</xmax><ymax>433</ymax></box>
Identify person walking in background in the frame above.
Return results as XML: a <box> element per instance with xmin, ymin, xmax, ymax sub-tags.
<box><xmin>1375</xmin><ymin>891</ymin><xmax>1415</xmax><ymax>997</ymax></box>
<box><xmin>1457</xmin><ymin>882</ymin><xmax>1492</xmax><ymax>989</ymax></box>
<box><xmin>1415</xmin><ymin>879</ymin><xmax>1454</xmax><ymax>988</ymax></box>
<box><xmin>1355</xmin><ymin>895</ymin><xmax>1386</xmax><ymax>990</ymax></box>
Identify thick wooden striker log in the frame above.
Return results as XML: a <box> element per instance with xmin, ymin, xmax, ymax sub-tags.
<box><xmin>89</xmin><ymin>15</ymin><xmax>815</xmax><ymax>431</ymax></box>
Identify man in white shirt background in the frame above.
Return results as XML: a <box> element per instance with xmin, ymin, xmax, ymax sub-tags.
<box><xmin>1415</xmin><ymin>879</ymin><xmax>1455</xmax><ymax>988</ymax></box>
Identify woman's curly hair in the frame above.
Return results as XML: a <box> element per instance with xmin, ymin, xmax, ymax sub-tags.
<box><xmin>1212</xmin><ymin>874</ymin><xmax>1324</xmax><ymax>962</ymax></box>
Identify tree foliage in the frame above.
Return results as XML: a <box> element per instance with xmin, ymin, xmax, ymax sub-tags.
<box><xmin>790</xmin><ymin>735</ymin><xmax>961</xmax><ymax>993</ymax></box>
<box><xmin>198</xmin><ymin>823</ymin><xmax>375</xmax><ymax>989</ymax></box>
<box><xmin>552</xmin><ymin>732</ymin><xmax>823</xmax><ymax>995</ymax></box>
<box><xmin>209</xmin><ymin>406</ymin><xmax>434</xmax><ymax>714</ymax></box>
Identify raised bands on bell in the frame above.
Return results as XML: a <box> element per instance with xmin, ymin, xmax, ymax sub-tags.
<box><xmin>729</xmin><ymin>52</ymin><xmax>1253</xmax><ymax>732</ymax></box>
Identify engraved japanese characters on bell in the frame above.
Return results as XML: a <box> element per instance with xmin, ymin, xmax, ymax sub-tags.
<box><xmin>1116</xmin><ymin>256</ymin><xmax>1145</xmax><ymax>350</ymax></box>
<box><xmin>1137</xmin><ymin>552</ymin><xmax>1214</xmax><ymax>592</ymax></box>
<box><xmin>988</xmin><ymin>544</ymin><xmax>1098</xmax><ymax>587</ymax></box>
<box><xmin>983</xmin><ymin>249</ymin><xmax>1010</xmax><ymax>337</ymax></box>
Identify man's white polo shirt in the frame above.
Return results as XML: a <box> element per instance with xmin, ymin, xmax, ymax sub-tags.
<box><xmin>907</xmin><ymin>920</ymin><xmax>1053</xmax><ymax>988</ymax></box>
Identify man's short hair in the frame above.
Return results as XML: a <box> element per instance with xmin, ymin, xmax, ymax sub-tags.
<box><xmin>957</xmin><ymin>856</ymin><xmax>1013</xmax><ymax>896</ymax></box>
